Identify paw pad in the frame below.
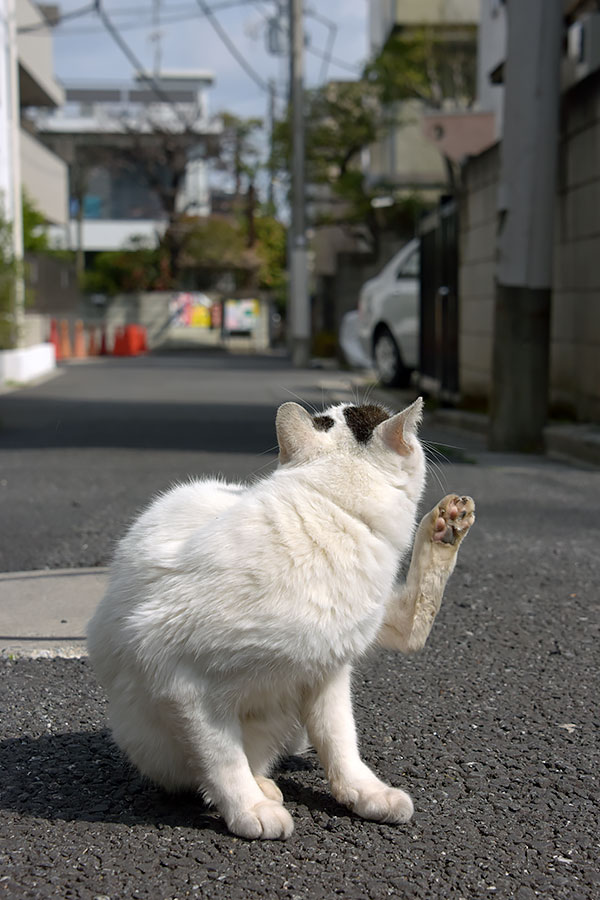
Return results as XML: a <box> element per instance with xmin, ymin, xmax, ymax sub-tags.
<box><xmin>433</xmin><ymin>495</ymin><xmax>475</xmax><ymax>546</ymax></box>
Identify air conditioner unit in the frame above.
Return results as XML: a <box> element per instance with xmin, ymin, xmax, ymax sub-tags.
<box><xmin>563</xmin><ymin>13</ymin><xmax>600</xmax><ymax>89</ymax></box>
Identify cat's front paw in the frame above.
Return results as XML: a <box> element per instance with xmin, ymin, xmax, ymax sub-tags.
<box><xmin>338</xmin><ymin>781</ymin><xmax>414</xmax><ymax>824</ymax></box>
<box><xmin>227</xmin><ymin>799</ymin><xmax>294</xmax><ymax>840</ymax></box>
<box><xmin>432</xmin><ymin>494</ymin><xmax>475</xmax><ymax>547</ymax></box>
<box><xmin>254</xmin><ymin>775</ymin><xmax>284</xmax><ymax>804</ymax></box>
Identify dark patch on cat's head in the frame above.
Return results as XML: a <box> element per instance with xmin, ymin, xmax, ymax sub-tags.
<box><xmin>343</xmin><ymin>404</ymin><xmax>390</xmax><ymax>444</ymax></box>
<box><xmin>312</xmin><ymin>415</ymin><xmax>334</xmax><ymax>432</ymax></box>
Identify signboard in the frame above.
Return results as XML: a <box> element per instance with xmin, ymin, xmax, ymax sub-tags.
<box><xmin>223</xmin><ymin>299</ymin><xmax>260</xmax><ymax>334</ymax></box>
<box><xmin>169</xmin><ymin>293</ymin><xmax>221</xmax><ymax>329</ymax></box>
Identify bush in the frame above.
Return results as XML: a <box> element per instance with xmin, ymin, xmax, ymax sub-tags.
<box><xmin>0</xmin><ymin>214</ymin><xmax>17</xmax><ymax>350</ymax></box>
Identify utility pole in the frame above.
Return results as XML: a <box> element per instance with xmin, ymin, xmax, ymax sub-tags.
<box><xmin>150</xmin><ymin>0</ymin><xmax>163</xmax><ymax>77</ymax></box>
<box><xmin>1</xmin><ymin>0</ymin><xmax>25</xmax><ymax>347</ymax></box>
<box><xmin>289</xmin><ymin>0</ymin><xmax>310</xmax><ymax>367</ymax></box>
<box><xmin>267</xmin><ymin>78</ymin><xmax>276</xmax><ymax>212</ymax></box>
<box><xmin>489</xmin><ymin>0</ymin><xmax>563</xmax><ymax>452</ymax></box>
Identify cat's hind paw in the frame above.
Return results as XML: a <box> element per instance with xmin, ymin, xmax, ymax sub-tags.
<box><xmin>348</xmin><ymin>784</ymin><xmax>414</xmax><ymax>824</ymax></box>
<box><xmin>227</xmin><ymin>800</ymin><xmax>294</xmax><ymax>840</ymax></box>
<box><xmin>432</xmin><ymin>494</ymin><xmax>475</xmax><ymax>547</ymax></box>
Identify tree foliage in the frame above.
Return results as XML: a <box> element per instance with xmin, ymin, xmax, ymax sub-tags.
<box><xmin>1</xmin><ymin>193</ymin><xmax>57</xmax><ymax>348</ymax></box>
<box><xmin>81</xmin><ymin>237</ymin><xmax>171</xmax><ymax>296</ymax></box>
<box><xmin>82</xmin><ymin>212</ymin><xmax>287</xmax><ymax>297</ymax></box>
<box><xmin>22</xmin><ymin>192</ymin><xmax>50</xmax><ymax>253</ymax></box>
<box><xmin>0</xmin><ymin>211</ymin><xmax>17</xmax><ymax>349</ymax></box>
<box><xmin>216</xmin><ymin>112</ymin><xmax>263</xmax><ymax>197</ymax></box>
<box><xmin>364</xmin><ymin>25</ymin><xmax>477</xmax><ymax>110</ymax></box>
<box><xmin>272</xmin><ymin>80</ymin><xmax>384</xmax><ymax>224</ymax></box>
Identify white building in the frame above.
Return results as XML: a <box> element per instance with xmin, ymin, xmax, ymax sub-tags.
<box><xmin>366</xmin><ymin>0</ymin><xmax>480</xmax><ymax>193</ymax></box>
<box><xmin>475</xmin><ymin>0</ymin><xmax>507</xmax><ymax>139</ymax></box>
<box><xmin>1</xmin><ymin>0</ymin><xmax>68</xmax><ymax>227</ymax></box>
<box><xmin>35</xmin><ymin>71</ymin><xmax>220</xmax><ymax>254</ymax></box>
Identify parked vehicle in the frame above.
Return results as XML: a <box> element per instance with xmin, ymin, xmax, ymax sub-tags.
<box><xmin>357</xmin><ymin>238</ymin><xmax>420</xmax><ymax>387</ymax></box>
<box><xmin>338</xmin><ymin>310</ymin><xmax>373</xmax><ymax>370</ymax></box>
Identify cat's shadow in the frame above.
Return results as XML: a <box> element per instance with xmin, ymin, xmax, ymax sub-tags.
<box><xmin>0</xmin><ymin>729</ymin><xmax>346</xmax><ymax>831</ymax></box>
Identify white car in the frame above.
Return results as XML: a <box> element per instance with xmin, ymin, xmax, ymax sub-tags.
<box><xmin>357</xmin><ymin>238</ymin><xmax>420</xmax><ymax>387</ymax></box>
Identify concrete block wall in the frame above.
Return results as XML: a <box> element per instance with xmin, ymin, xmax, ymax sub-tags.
<box><xmin>458</xmin><ymin>143</ymin><xmax>499</xmax><ymax>402</ymax></box>
<box><xmin>458</xmin><ymin>71</ymin><xmax>600</xmax><ymax>421</ymax></box>
<box><xmin>553</xmin><ymin>71</ymin><xmax>600</xmax><ymax>421</ymax></box>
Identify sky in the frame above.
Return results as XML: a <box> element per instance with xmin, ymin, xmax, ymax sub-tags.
<box><xmin>46</xmin><ymin>0</ymin><xmax>370</xmax><ymax>122</ymax></box>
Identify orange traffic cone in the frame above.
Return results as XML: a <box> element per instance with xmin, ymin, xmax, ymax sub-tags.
<box><xmin>73</xmin><ymin>319</ymin><xmax>87</xmax><ymax>358</ymax></box>
<box><xmin>138</xmin><ymin>325</ymin><xmax>148</xmax><ymax>353</ymax></box>
<box><xmin>88</xmin><ymin>327</ymin><xmax>98</xmax><ymax>356</ymax></box>
<box><xmin>49</xmin><ymin>318</ymin><xmax>60</xmax><ymax>360</ymax></box>
<box><xmin>59</xmin><ymin>319</ymin><xmax>72</xmax><ymax>359</ymax></box>
<box><xmin>112</xmin><ymin>326</ymin><xmax>125</xmax><ymax>356</ymax></box>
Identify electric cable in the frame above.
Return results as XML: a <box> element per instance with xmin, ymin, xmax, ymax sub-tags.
<box><xmin>94</xmin><ymin>0</ymin><xmax>197</xmax><ymax>129</ymax></box>
<box><xmin>306</xmin><ymin>44</ymin><xmax>363</xmax><ymax>76</ymax></box>
<box><xmin>193</xmin><ymin>0</ymin><xmax>270</xmax><ymax>93</ymax></box>
<box><xmin>18</xmin><ymin>0</ymin><xmax>255</xmax><ymax>35</ymax></box>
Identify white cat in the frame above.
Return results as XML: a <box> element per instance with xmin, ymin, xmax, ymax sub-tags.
<box><xmin>87</xmin><ymin>398</ymin><xmax>475</xmax><ymax>840</ymax></box>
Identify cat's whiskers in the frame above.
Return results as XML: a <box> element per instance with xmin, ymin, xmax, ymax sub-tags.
<box><xmin>363</xmin><ymin>381</ymin><xmax>377</xmax><ymax>406</ymax></box>
<box><xmin>257</xmin><ymin>443</ymin><xmax>280</xmax><ymax>456</ymax></box>
<box><xmin>425</xmin><ymin>456</ymin><xmax>447</xmax><ymax>494</ymax></box>
<box><xmin>421</xmin><ymin>440</ymin><xmax>451</xmax><ymax>467</ymax></box>
<box><xmin>280</xmin><ymin>386</ymin><xmax>320</xmax><ymax>415</ymax></box>
<box><xmin>248</xmin><ymin>458</ymin><xmax>279</xmax><ymax>482</ymax></box>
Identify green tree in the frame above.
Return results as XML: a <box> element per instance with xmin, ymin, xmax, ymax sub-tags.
<box><xmin>0</xmin><ymin>192</ymin><xmax>48</xmax><ymax>349</ymax></box>
<box><xmin>22</xmin><ymin>192</ymin><xmax>50</xmax><ymax>253</ymax></box>
<box><xmin>0</xmin><ymin>211</ymin><xmax>17</xmax><ymax>350</ymax></box>
<box><xmin>364</xmin><ymin>25</ymin><xmax>477</xmax><ymax>110</ymax></box>
<box><xmin>253</xmin><ymin>214</ymin><xmax>286</xmax><ymax>295</ymax></box>
<box><xmin>82</xmin><ymin>241</ymin><xmax>171</xmax><ymax>296</ymax></box>
<box><xmin>272</xmin><ymin>80</ymin><xmax>384</xmax><ymax>225</ymax></box>
<box><xmin>216</xmin><ymin>112</ymin><xmax>263</xmax><ymax>201</ymax></box>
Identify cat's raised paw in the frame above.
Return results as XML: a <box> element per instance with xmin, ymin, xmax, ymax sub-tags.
<box><xmin>228</xmin><ymin>799</ymin><xmax>294</xmax><ymax>840</ymax></box>
<box><xmin>350</xmin><ymin>784</ymin><xmax>414</xmax><ymax>824</ymax></box>
<box><xmin>432</xmin><ymin>494</ymin><xmax>475</xmax><ymax>547</ymax></box>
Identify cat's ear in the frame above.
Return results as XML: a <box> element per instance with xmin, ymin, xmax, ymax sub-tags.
<box><xmin>376</xmin><ymin>398</ymin><xmax>423</xmax><ymax>456</ymax></box>
<box><xmin>276</xmin><ymin>402</ymin><xmax>317</xmax><ymax>464</ymax></box>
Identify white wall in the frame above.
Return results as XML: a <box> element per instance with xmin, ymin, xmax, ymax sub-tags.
<box><xmin>0</xmin><ymin>342</ymin><xmax>55</xmax><ymax>386</ymax></box>
<box><xmin>16</xmin><ymin>0</ymin><xmax>63</xmax><ymax>108</ymax></box>
<box><xmin>46</xmin><ymin>219</ymin><xmax>167</xmax><ymax>253</ymax></box>
<box><xmin>20</xmin><ymin>127</ymin><xmax>68</xmax><ymax>225</ymax></box>
<box><xmin>476</xmin><ymin>0</ymin><xmax>507</xmax><ymax>137</ymax></box>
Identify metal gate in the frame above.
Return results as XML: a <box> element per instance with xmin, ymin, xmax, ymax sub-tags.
<box><xmin>418</xmin><ymin>199</ymin><xmax>459</xmax><ymax>401</ymax></box>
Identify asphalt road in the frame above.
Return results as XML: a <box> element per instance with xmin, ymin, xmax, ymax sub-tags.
<box><xmin>1</xmin><ymin>351</ymin><xmax>599</xmax><ymax>898</ymax></box>
<box><xmin>0</xmin><ymin>352</ymin><xmax>342</xmax><ymax>572</ymax></box>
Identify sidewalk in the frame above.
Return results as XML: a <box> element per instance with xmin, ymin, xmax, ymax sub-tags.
<box><xmin>0</xmin><ymin>568</ymin><xmax>106</xmax><ymax>658</ymax></box>
<box><xmin>341</xmin><ymin>370</ymin><xmax>600</xmax><ymax>469</ymax></box>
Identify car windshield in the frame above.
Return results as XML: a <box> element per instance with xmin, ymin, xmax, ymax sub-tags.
<box><xmin>396</xmin><ymin>249</ymin><xmax>419</xmax><ymax>279</ymax></box>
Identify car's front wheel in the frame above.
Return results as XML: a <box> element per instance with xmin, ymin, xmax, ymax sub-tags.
<box><xmin>373</xmin><ymin>328</ymin><xmax>410</xmax><ymax>387</ymax></box>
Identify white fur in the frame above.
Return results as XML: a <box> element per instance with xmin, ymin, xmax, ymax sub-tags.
<box><xmin>88</xmin><ymin>398</ymin><xmax>472</xmax><ymax>839</ymax></box>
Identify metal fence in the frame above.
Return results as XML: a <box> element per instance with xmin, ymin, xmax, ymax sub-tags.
<box><xmin>418</xmin><ymin>199</ymin><xmax>459</xmax><ymax>402</ymax></box>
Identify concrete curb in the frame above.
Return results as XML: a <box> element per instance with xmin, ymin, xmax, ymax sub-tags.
<box><xmin>336</xmin><ymin>376</ymin><xmax>600</xmax><ymax>468</ymax></box>
<box><xmin>0</xmin><ymin>567</ymin><xmax>107</xmax><ymax>658</ymax></box>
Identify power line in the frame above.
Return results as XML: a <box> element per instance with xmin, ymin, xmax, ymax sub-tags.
<box><xmin>17</xmin><ymin>0</ymin><xmax>255</xmax><ymax>35</ymax></box>
<box><xmin>193</xmin><ymin>0</ymin><xmax>271</xmax><ymax>93</ymax></box>
<box><xmin>306</xmin><ymin>44</ymin><xmax>363</xmax><ymax>76</ymax></box>
<box><xmin>95</xmin><ymin>0</ymin><xmax>196</xmax><ymax>127</ymax></box>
